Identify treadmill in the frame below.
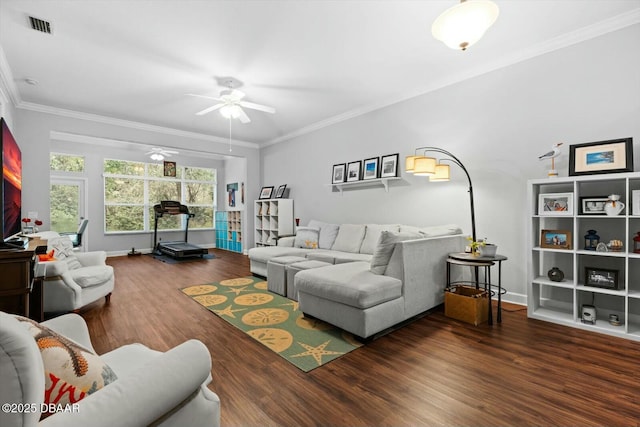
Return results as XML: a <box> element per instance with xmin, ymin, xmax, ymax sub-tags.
<box><xmin>153</xmin><ymin>201</ymin><xmax>208</xmax><ymax>258</ymax></box>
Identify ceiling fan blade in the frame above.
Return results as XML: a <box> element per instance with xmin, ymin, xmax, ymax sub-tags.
<box><xmin>195</xmin><ymin>103</ymin><xmax>224</xmax><ymax>116</ymax></box>
<box><xmin>239</xmin><ymin>101</ymin><xmax>275</xmax><ymax>114</ymax></box>
<box><xmin>186</xmin><ymin>93</ymin><xmax>222</xmax><ymax>101</ymax></box>
<box><xmin>237</xmin><ymin>108</ymin><xmax>251</xmax><ymax>124</ymax></box>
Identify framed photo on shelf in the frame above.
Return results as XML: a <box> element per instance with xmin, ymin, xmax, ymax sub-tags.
<box><xmin>259</xmin><ymin>186</ymin><xmax>274</xmax><ymax>200</ymax></box>
<box><xmin>538</xmin><ymin>193</ymin><xmax>573</xmax><ymax>216</ymax></box>
<box><xmin>580</xmin><ymin>196</ymin><xmax>608</xmax><ymax>215</ymax></box>
<box><xmin>585</xmin><ymin>267</ymin><xmax>619</xmax><ymax>289</ymax></box>
<box><xmin>540</xmin><ymin>229</ymin><xmax>572</xmax><ymax>249</ymax></box>
<box><xmin>380</xmin><ymin>153</ymin><xmax>399</xmax><ymax>178</ymax></box>
<box><xmin>362</xmin><ymin>157</ymin><xmax>379</xmax><ymax>180</ymax></box>
<box><xmin>569</xmin><ymin>137</ymin><xmax>634</xmax><ymax>176</ymax></box>
<box><xmin>332</xmin><ymin>163</ymin><xmax>346</xmax><ymax>184</ymax></box>
<box><xmin>346</xmin><ymin>160</ymin><xmax>362</xmax><ymax>182</ymax></box>
<box><xmin>275</xmin><ymin>184</ymin><xmax>287</xmax><ymax>198</ymax></box>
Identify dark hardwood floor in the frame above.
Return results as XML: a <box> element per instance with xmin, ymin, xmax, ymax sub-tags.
<box><xmin>76</xmin><ymin>250</ymin><xmax>640</xmax><ymax>426</ymax></box>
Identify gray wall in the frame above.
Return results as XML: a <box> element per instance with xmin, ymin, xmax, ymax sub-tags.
<box><xmin>13</xmin><ymin>108</ymin><xmax>260</xmax><ymax>253</ymax></box>
<box><xmin>260</xmin><ymin>24</ymin><xmax>640</xmax><ymax>304</ymax></box>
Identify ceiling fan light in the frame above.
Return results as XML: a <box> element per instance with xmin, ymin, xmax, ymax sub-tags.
<box><xmin>432</xmin><ymin>0</ymin><xmax>499</xmax><ymax>51</ymax></box>
<box><xmin>220</xmin><ymin>104</ymin><xmax>242</xmax><ymax>119</ymax></box>
<box><xmin>150</xmin><ymin>153</ymin><xmax>164</xmax><ymax>161</ymax></box>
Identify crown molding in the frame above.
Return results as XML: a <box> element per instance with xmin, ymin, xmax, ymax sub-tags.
<box><xmin>18</xmin><ymin>101</ymin><xmax>259</xmax><ymax>149</ymax></box>
<box><xmin>265</xmin><ymin>9</ymin><xmax>640</xmax><ymax>147</ymax></box>
<box><xmin>0</xmin><ymin>44</ymin><xmax>21</xmax><ymax>107</ymax></box>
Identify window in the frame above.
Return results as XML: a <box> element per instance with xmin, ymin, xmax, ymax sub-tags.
<box><xmin>103</xmin><ymin>159</ymin><xmax>216</xmax><ymax>233</ymax></box>
<box><xmin>50</xmin><ymin>153</ymin><xmax>85</xmax><ymax>173</ymax></box>
<box><xmin>50</xmin><ymin>154</ymin><xmax>86</xmax><ymax>233</ymax></box>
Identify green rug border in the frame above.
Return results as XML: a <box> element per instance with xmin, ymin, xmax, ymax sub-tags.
<box><xmin>181</xmin><ymin>276</ymin><xmax>363</xmax><ymax>372</ymax></box>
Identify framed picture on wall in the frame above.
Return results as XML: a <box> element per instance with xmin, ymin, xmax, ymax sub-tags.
<box><xmin>569</xmin><ymin>137</ymin><xmax>634</xmax><ymax>176</ymax></box>
<box><xmin>259</xmin><ymin>186</ymin><xmax>274</xmax><ymax>199</ymax></box>
<box><xmin>332</xmin><ymin>163</ymin><xmax>346</xmax><ymax>184</ymax></box>
<box><xmin>163</xmin><ymin>161</ymin><xmax>177</xmax><ymax>177</ymax></box>
<box><xmin>380</xmin><ymin>153</ymin><xmax>399</xmax><ymax>178</ymax></box>
<box><xmin>362</xmin><ymin>157</ymin><xmax>379</xmax><ymax>180</ymax></box>
<box><xmin>346</xmin><ymin>161</ymin><xmax>362</xmax><ymax>182</ymax></box>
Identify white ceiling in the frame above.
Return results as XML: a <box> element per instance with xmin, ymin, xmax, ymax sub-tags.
<box><xmin>1</xmin><ymin>0</ymin><xmax>639</xmax><ymax>146</ymax></box>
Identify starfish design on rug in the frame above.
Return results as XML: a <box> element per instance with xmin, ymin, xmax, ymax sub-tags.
<box><xmin>291</xmin><ymin>340</ymin><xmax>344</xmax><ymax>366</ymax></box>
<box><xmin>214</xmin><ymin>305</ymin><xmax>247</xmax><ymax>319</ymax></box>
<box><xmin>225</xmin><ymin>286</ymin><xmax>250</xmax><ymax>296</ymax></box>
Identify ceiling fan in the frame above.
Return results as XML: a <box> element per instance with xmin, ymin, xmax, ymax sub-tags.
<box><xmin>187</xmin><ymin>78</ymin><xmax>275</xmax><ymax>124</ymax></box>
<box><xmin>145</xmin><ymin>147</ymin><xmax>178</xmax><ymax>161</ymax></box>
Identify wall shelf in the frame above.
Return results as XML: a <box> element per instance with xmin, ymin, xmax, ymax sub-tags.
<box><xmin>329</xmin><ymin>177</ymin><xmax>401</xmax><ymax>193</ymax></box>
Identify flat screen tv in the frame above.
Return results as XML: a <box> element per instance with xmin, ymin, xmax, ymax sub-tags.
<box><xmin>1</xmin><ymin>117</ymin><xmax>22</xmax><ymax>242</ymax></box>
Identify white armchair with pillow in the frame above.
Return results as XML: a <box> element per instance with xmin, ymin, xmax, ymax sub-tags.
<box><xmin>41</xmin><ymin>237</ymin><xmax>114</xmax><ymax>313</ymax></box>
<box><xmin>0</xmin><ymin>311</ymin><xmax>220</xmax><ymax>427</ymax></box>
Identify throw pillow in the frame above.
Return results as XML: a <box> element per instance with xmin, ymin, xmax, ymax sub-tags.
<box><xmin>308</xmin><ymin>220</ymin><xmax>340</xmax><ymax>249</ymax></box>
<box><xmin>294</xmin><ymin>226</ymin><xmax>320</xmax><ymax>249</ymax></box>
<box><xmin>65</xmin><ymin>256</ymin><xmax>83</xmax><ymax>271</ymax></box>
<box><xmin>359</xmin><ymin>224</ymin><xmax>400</xmax><ymax>254</ymax></box>
<box><xmin>331</xmin><ymin>224</ymin><xmax>366</xmax><ymax>253</ymax></box>
<box><xmin>370</xmin><ymin>231</ymin><xmax>422</xmax><ymax>275</ymax></box>
<box><xmin>47</xmin><ymin>237</ymin><xmax>74</xmax><ymax>260</ymax></box>
<box><xmin>14</xmin><ymin>316</ymin><xmax>118</xmax><ymax>419</ymax></box>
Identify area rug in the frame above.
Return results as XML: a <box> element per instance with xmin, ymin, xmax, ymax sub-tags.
<box><xmin>147</xmin><ymin>253</ymin><xmax>215</xmax><ymax>264</ymax></box>
<box><xmin>181</xmin><ymin>276</ymin><xmax>363</xmax><ymax>372</ymax></box>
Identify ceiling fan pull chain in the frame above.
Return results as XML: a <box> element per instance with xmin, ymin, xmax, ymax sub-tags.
<box><xmin>228</xmin><ymin>118</ymin><xmax>232</xmax><ymax>152</ymax></box>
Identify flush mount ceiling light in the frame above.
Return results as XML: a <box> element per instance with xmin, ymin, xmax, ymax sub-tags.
<box><xmin>432</xmin><ymin>0</ymin><xmax>499</xmax><ymax>51</ymax></box>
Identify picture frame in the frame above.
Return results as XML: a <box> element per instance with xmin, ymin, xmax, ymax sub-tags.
<box><xmin>540</xmin><ymin>229</ymin><xmax>572</xmax><ymax>249</ymax></box>
<box><xmin>226</xmin><ymin>182</ymin><xmax>238</xmax><ymax>207</ymax></box>
<box><xmin>332</xmin><ymin>163</ymin><xmax>346</xmax><ymax>184</ymax></box>
<box><xmin>538</xmin><ymin>193</ymin><xmax>573</xmax><ymax>216</ymax></box>
<box><xmin>569</xmin><ymin>137</ymin><xmax>634</xmax><ymax>176</ymax></box>
<box><xmin>380</xmin><ymin>153</ymin><xmax>399</xmax><ymax>178</ymax></box>
<box><xmin>275</xmin><ymin>184</ymin><xmax>287</xmax><ymax>198</ymax></box>
<box><xmin>163</xmin><ymin>161</ymin><xmax>177</xmax><ymax>177</ymax></box>
<box><xmin>346</xmin><ymin>160</ymin><xmax>362</xmax><ymax>182</ymax></box>
<box><xmin>580</xmin><ymin>196</ymin><xmax>608</xmax><ymax>215</ymax></box>
<box><xmin>259</xmin><ymin>186</ymin><xmax>274</xmax><ymax>200</ymax></box>
<box><xmin>362</xmin><ymin>157</ymin><xmax>380</xmax><ymax>180</ymax></box>
<box><xmin>584</xmin><ymin>267</ymin><xmax>619</xmax><ymax>289</ymax></box>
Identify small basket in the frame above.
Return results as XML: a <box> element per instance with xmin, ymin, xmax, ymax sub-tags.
<box><xmin>445</xmin><ymin>285</ymin><xmax>489</xmax><ymax>326</ymax></box>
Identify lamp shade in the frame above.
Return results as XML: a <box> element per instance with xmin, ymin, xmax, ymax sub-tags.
<box><xmin>430</xmin><ymin>164</ymin><xmax>451</xmax><ymax>181</ymax></box>
<box><xmin>413</xmin><ymin>156</ymin><xmax>436</xmax><ymax>176</ymax></box>
<box><xmin>405</xmin><ymin>155</ymin><xmax>418</xmax><ymax>173</ymax></box>
<box><xmin>432</xmin><ymin>0</ymin><xmax>499</xmax><ymax>51</ymax></box>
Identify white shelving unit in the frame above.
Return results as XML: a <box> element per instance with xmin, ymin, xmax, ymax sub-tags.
<box><xmin>527</xmin><ymin>172</ymin><xmax>640</xmax><ymax>342</ymax></box>
<box><xmin>254</xmin><ymin>199</ymin><xmax>294</xmax><ymax>247</ymax></box>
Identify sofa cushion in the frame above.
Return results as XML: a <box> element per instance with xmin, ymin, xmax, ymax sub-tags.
<box><xmin>399</xmin><ymin>224</ymin><xmax>462</xmax><ymax>237</ymax></box>
<box><xmin>248</xmin><ymin>246</ymin><xmax>310</xmax><ymax>264</ymax></box>
<box><xmin>70</xmin><ymin>265</ymin><xmax>114</xmax><ymax>288</ymax></box>
<box><xmin>306</xmin><ymin>250</ymin><xmax>373</xmax><ymax>264</ymax></box>
<box><xmin>14</xmin><ymin>315</ymin><xmax>118</xmax><ymax>418</ymax></box>
<box><xmin>359</xmin><ymin>224</ymin><xmax>400</xmax><ymax>254</ymax></box>
<box><xmin>295</xmin><ymin>262</ymin><xmax>402</xmax><ymax>309</ymax></box>
<box><xmin>370</xmin><ymin>231</ymin><xmax>423</xmax><ymax>275</ymax></box>
<box><xmin>308</xmin><ymin>220</ymin><xmax>340</xmax><ymax>249</ymax></box>
<box><xmin>294</xmin><ymin>226</ymin><xmax>319</xmax><ymax>249</ymax></box>
<box><xmin>331</xmin><ymin>224</ymin><xmax>366</xmax><ymax>253</ymax></box>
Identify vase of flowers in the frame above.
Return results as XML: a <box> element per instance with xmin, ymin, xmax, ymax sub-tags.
<box><xmin>21</xmin><ymin>217</ymin><xmax>43</xmax><ymax>234</ymax></box>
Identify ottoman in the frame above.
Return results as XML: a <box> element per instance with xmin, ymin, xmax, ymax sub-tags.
<box><xmin>267</xmin><ymin>255</ymin><xmax>307</xmax><ymax>296</ymax></box>
<box><xmin>285</xmin><ymin>260</ymin><xmax>332</xmax><ymax>300</ymax></box>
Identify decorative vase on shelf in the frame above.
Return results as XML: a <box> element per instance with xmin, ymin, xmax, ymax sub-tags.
<box><xmin>547</xmin><ymin>267</ymin><xmax>564</xmax><ymax>282</ymax></box>
<box><xmin>478</xmin><ymin>243</ymin><xmax>497</xmax><ymax>257</ymax></box>
<box><xmin>604</xmin><ymin>194</ymin><xmax>625</xmax><ymax>216</ymax></box>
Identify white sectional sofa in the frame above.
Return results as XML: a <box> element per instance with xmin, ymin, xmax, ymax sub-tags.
<box><xmin>248</xmin><ymin>221</ymin><xmax>465</xmax><ymax>340</ymax></box>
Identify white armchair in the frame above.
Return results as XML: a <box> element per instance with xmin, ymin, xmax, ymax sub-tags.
<box><xmin>0</xmin><ymin>311</ymin><xmax>220</xmax><ymax>427</ymax></box>
<box><xmin>41</xmin><ymin>237</ymin><xmax>114</xmax><ymax>313</ymax></box>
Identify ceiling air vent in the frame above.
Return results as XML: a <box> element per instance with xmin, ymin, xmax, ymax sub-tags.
<box><xmin>29</xmin><ymin>16</ymin><xmax>52</xmax><ymax>34</ymax></box>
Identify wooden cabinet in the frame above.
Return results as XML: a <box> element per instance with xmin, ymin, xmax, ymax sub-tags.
<box><xmin>254</xmin><ymin>199</ymin><xmax>294</xmax><ymax>247</ymax></box>
<box><xmin>527</xmin><ymin>172</ymin><xmax>640</xmax><ymax>341</ymax></box>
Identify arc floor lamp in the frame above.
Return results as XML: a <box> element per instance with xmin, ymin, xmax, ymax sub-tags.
<box><xmin>405</xmin><ymin>147</ymin><xmax>477</xmax><ymax>243</ymax></box>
